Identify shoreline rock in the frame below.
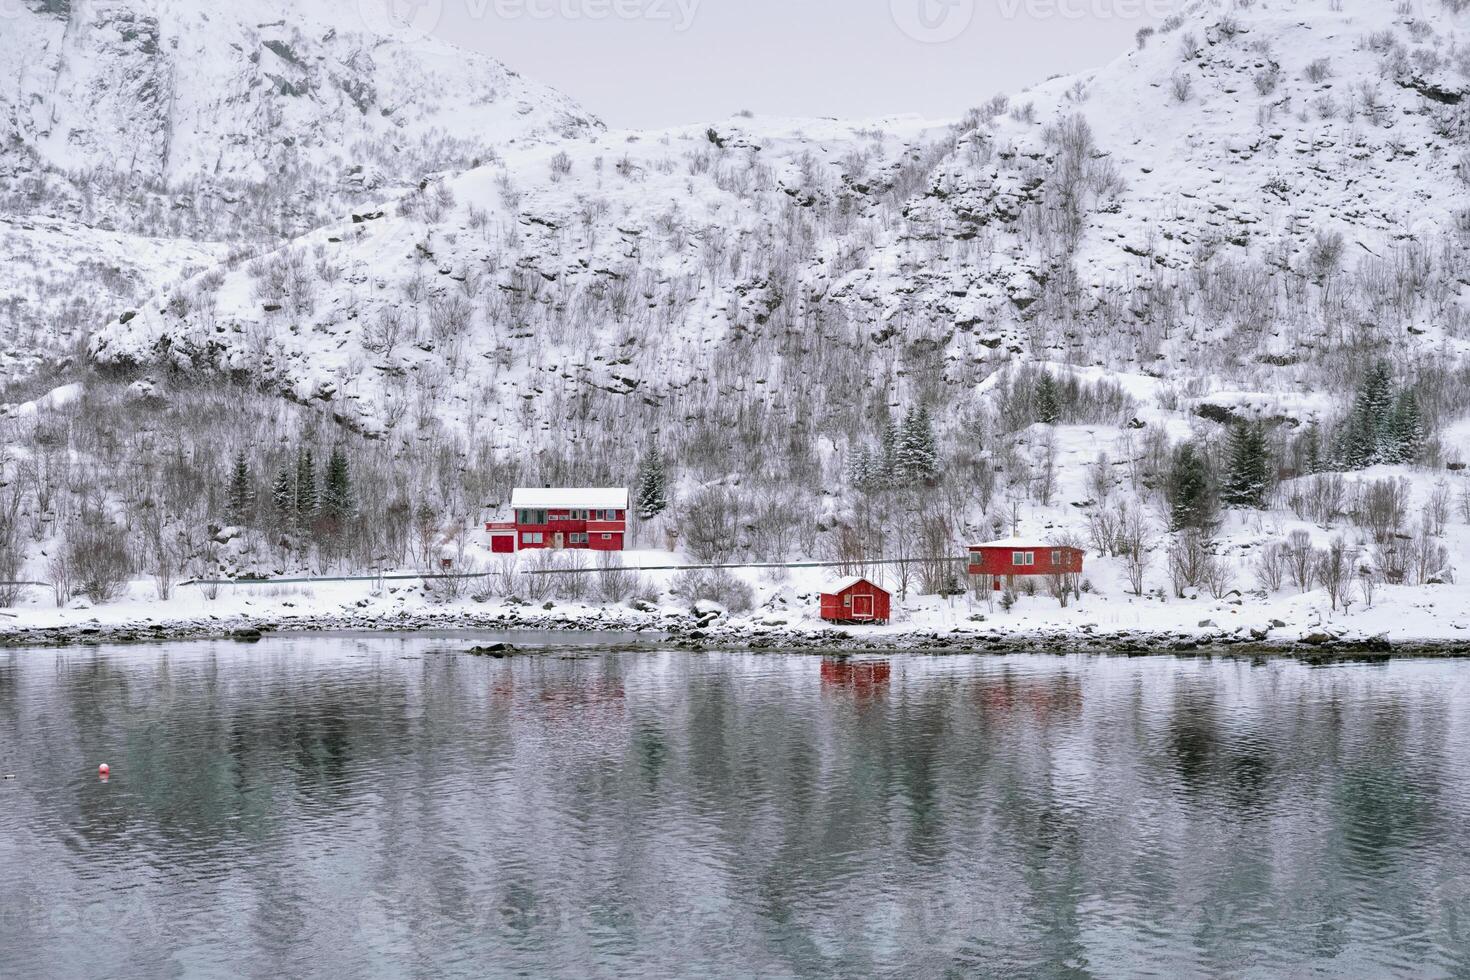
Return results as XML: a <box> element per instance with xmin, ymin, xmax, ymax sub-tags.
<box><xmin>0</xmin><ymin>609</ymin><xmax>1461</xmax><ymax>660</ymax></box>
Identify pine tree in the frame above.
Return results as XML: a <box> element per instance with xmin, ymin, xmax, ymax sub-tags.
<box><xmin>226</xmin><ymin>450</ymin><xmax>254</xmax><ymax>525</ymax></box>
<box><xmin>1389</xmin><ymin>388</ymin><xmax>1425</xmax><ymax>465</ymax></box>
<box><xmin>878</xmin><ymin>413</ymin><xmax>899</xmax><ymax>489</ymax></box>
<box><xmin>1364</xmin><ymin>361</ymin><xmax>1396</xmax><ymax>456</ymax></box>
<box><xmin>1221</xmin><ymin>421</ymin><xmax>1270</xmax><ymax>509</ymax></box>
<box><xmin>1035</xmin><ymin>371</ymin><xmax>1061</xmax><ymax>425</ymax></box>
<box><xmin>1301</xmin><ymin>419</ymin><xmax>1324</xmax><ymax>475</ymax></box>
<box><xmin>321</xmin><ymin>446</ymin><xmax>352</xmax><ymax>521</ymax></box>
<box><xmin>1339</xmin><ymin>360</ymin><xmax>1396</xmax><ymax>469</ymax></box>
<box><xmin>636</xmin><ymin>445</ymin><xmax>669</xmax><ymax>519</ymax></box>
<box><xmin>295</xmin><ymin>448</ymin><xmax>318</xmax><ymax>532</ymax></box>
<box><xmin>1169</xmin><ymin>442</ymin><xmax>1215</xmax><ymax>531</ymax></box>
<box><xmin>897</xmin><ymin>406</ymin><xmax>939</xmax><ymax>485</ymax></box>
<box><xmin>271</xmin><ymin>464</ymin><xmax>294</xmax><ymax>527</ymax></box>
<box><xmin>847</xmin><ymin>445</ymin><xmax>874</xmax><ymax>493</ymax></box>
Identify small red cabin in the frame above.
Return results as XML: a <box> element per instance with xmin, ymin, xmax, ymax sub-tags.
<box><xmin>487</xmin><ymin>487</ymin><xmax>629</xmax><ymax>554</ymax></box>
<box><xmin>968</xmin><ymin>538</ymin><xmax>1084</xmax><ymax>589</ymax></box>
<box><xmin>819</xmin><ymin>577</ymin><xmax>892</xmax><ymax>625</ymax></box>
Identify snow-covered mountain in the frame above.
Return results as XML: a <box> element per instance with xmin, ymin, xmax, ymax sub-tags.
<box><xmin>1</xmin><ymin>0</ymin><xmax>599</xmax><ymax>187</ymax></box>
<box><xmin>89</xmin><ymin>0</ymin><xmax>1470</xmax><ymax>456</ymax></box>
<box><xmin>0</xmin><ymin>0</ymin><xmax>602</xmax><ymax>376</ymax></box>
<box><xmin>6</xmin><ymin>0</ymin><xmax>1470</xmax><ymax>638</ymax></box>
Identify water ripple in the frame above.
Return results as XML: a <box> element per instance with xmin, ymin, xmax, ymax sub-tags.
<box><xmin>3</xmin><ymin>641</ymin><xmax>1470</xmax><ymax>977</ymax></box>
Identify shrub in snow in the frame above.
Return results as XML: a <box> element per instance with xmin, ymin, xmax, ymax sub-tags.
<box><xmin>57</xmin><ymin>526</ymin><xmax>134</xmax><ymax>605</ymax></box>
<box><xmin>673</xmin><ymin>569</ymin><xmax>753</xmax><ymax>614</ymax></box>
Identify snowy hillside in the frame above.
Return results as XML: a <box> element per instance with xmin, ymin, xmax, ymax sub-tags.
<box><xmin>5</xmin><ymin>0</ymin><xmax>1470</xmax><ymax>640</ymax></box>
<box><xmin>91</xmin><ymin>0</ymin><xmax>1470</xmax><ymax>446</ymax></box>
<box><xmin>1</xmin><ymin>0</ymin><xmax>599</xmax><ymax>189</ymax></box>
<box><xmin>0</xmin><ymin>0</ymin><xmax>602</xmax><ymax>379</ymax></box>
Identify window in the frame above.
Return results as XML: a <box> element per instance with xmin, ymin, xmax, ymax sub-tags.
<box><xmin>843</xmin><ymin>595</ymin><xmax>852</xmax><ymax>607</ymax></box>
<box><xmin>1052</xmin><ymin>550</ymin><xmax>1065</xmax><ymax>566</ymax></box>
<box><xmin>518</xmin><ymin>509</ymin><xmax>547</xmax><ymax>526</ymax></box>
<box><xmin>1013</xmin><ymin>551</ymin><xmax>1035</xmax><ymax>567</ymax></box>
<box><xmin>570</xmin><ymin>533</ymin><xmax>588</xmax><ymax>545</ymax></box>
<box><xmin>602</xmin><ymin>534</ymin><xmax>612</xmax><ymax>541</ymax></box>
<box><xmin>523</xmin><ymin>532</ymin><xmax>544</xmax><ymax>545</ymax></box>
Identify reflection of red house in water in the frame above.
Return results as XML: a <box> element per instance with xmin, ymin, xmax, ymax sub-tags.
<box><xmin>486</xmin><ymin>488</ymin><xmax>629</xmax><ymax>554</ymax></box>
<box><xmin>821</xmin><ymin>659</ymin><xmax>892</xmax><ymax>690</ymax></box>
<box><xmin>973</xmin><ymin>675</ymin><xmax>1082</xmax><ymax>720</ymax></box>
<box><xmin>968</xmin><ymin>538</ymin><xmax>1084</xmax><ymax>590</ymax></box>
<box><xmin>819</xmin><ymin>578</ymin><xmax>892</xmax><ymax>625</ymax></box>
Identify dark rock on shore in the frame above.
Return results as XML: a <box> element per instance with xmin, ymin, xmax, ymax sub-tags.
<box><xmin>468</xmin><ymin>642</ymin><xmax>517</xmax><ymax>658</ymax></box>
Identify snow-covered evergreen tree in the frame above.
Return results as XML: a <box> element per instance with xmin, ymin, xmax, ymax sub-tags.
<box><xmin>1035</xmin><ymin>372</ymin><xmax>1061</xmax><ymax>426</ymax></box>
<box><xmin>878</xmin><ymin>414</ymin><xmax>900</xmax><ymax>489</ymax></box>
<box><xmin>271</xmin><ymin>464</ymin><xmax>294</xmax><ymax>529</ymax></box>
<box><xmin>1389</xmin><ymin>389</ymin><xmax>1425</xmax><ymax>465</ymax></box>
<box><xmin>321</xmin><ymin>447</ymin><xmax>353</xmax><ymax>521</ymax></box>
<box><xmin>1221</xmin><ymin>421</ymin><xmax>1270</xmax><ymax>509</ymax></box>
<box><xmin>636</xmin><ymin>446</ymin><xmax>669</xmax><ymax>519</ymax></box>
<box><xmin>227</xmin><ymin>450</ymin><xmax>254</xmax><ymax>524</ymax></box>
<box><xmin>897</xmin><ymin>406</ymin><xmax>939</xmax><ymax>485</ymax></box>
<box><xmin>1301</xmin><ymin>419</ymin><xmax>1324</xmax><ymax>476</ymax></box>
<box><xmin>847</xmin><ymin>445</ymin><xmax>875</xmax><ymax>493</ymax></box>
<box><xmin>1169</xmin><ymin>442</ymin><xmax>1215</xmax><ymax>531</ymax></box>
<box><xmin>295</xmin><ymin>449</ymin><xmax>318</xmax><ymax>531</ymax></box>
<box><xmin>1338</xmin><ymin>361</ymin><xmax>1396</xmax><ymax>468</ymax></box>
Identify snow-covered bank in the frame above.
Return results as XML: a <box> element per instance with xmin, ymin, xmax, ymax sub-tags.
<box><xmin>2</xmin><ymin>572</ymin><xmax>1466</xmax><ymax>658</ymax></box>
<box><xmin>4</xmin><ymin>526</ymin><xmax>1470</xmax><ymax>653</ymax></box>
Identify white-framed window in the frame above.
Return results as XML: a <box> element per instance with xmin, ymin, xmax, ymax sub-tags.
<box><xmin>1013</xmin><ymin>551</ymin><xmax>1035</xmax><ymax>567</ymax></box>
<box><xmin>602</xmin><ymin>534</ymin><xmax>612</xmax><ymax>541</ymax></box>
<box><xmin>1052</xmin><ymin>550</ymin><xmax>1065</xmax><ymax>566</ymax></box>
<box><xmin>523</xmin><ymin>532</ymin><xmax>544</xmax><ymax>545</ymax></box>
<box><xmin>570</xmin><ymin>533</ymin><xmax>588</xmax><ymax>545</ymax></box>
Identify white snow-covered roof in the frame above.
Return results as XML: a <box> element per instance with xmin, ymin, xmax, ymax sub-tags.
<box><xmin>511</xmin><ymin>487</ymin><xmax>629</xmax><ymax>510</ymax></box>
<box><xmin>822</xmin><ymin>576</ymin><xmax>884</xmax><ymax>595</ymax></box>
<box><xmin>972</xmin><ymin>537</ymin><xmax>1061</xmax><ymax>550</ymax></box>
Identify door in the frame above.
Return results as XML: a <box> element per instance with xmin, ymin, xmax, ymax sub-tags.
<box><xmin>852</xmin><ymin>594</ymin><xmax>874</xmax><ymax>620</ymax></box>
<box><xmin>553</xmin><ymin>532</ymin><xmax>565</xmax><ymax>550</ymax></box>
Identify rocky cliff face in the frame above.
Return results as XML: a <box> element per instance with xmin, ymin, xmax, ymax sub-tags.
<box><xmin>0</xmin><ymin>0</ymin><xmax>603</xmax><ymax>376</ymax></box>
<box><xmin>88</xmin><ymin>0</ymin><xmax>1470</xmax><ymax>453</ymax></box>
<box><xmin>5</xmin><ymin>0</ymin><xmax>601</xmax><ymax>186</ymax></box>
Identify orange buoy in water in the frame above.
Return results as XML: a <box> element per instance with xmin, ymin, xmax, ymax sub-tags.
<box><xmin>98</xmin><ymin>763</ymin><xmax>110</xmax><ymax>777</ymax></box>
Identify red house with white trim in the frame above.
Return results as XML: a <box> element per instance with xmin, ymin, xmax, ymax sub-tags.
<box><xmin>968</xmin><ymin>538</ymin><xmax>1084</xmax><ymax>589</ymax></box>
<box><xmin>819</xmin><ymin>577</ymin><xmax>892</xmax><ymax>625</ymax></box>
<box><xmin>487</xmin><ymin>488</ymin><xmax>629</xmax><ymax>554</ymax></box>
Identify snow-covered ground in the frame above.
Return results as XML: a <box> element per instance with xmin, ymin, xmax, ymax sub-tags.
<box><xmin>3</xmin><ymin>528</ymin><xmax>1466</xmax><ymax>650</ymax></box>
<box><xmin>2</xmin><ymin>0</ymin><xmax>1468</xmax><ymax>649</ymax></box>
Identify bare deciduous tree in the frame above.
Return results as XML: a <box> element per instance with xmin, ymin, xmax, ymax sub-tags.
<box><xmin>1316</xmin><ymin>537</ymin><xmax>1358</xmax><ymax>612</ymax></box>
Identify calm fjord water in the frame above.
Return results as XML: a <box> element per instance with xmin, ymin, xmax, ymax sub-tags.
<box><xmin>3</xmin><ymin>638</ymin><xmax>1470</xmax><ymax>978</ymax></box>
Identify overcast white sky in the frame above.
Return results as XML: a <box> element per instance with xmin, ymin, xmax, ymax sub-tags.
<box><xmin>424</xmin><ymin>0</ymin><xmax>1173</xmax><ymax>129</ymax></box>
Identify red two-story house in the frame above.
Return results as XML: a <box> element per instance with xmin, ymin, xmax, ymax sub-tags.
<box><xmin>968</xmin><ymin>538</ymin><xmax>1084</xmax><ymax>590</ymax></box>
<box><xmin>487</xmin><ymin>488</ymin><xmax>630</xmax><ymax>554</ymax></box>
